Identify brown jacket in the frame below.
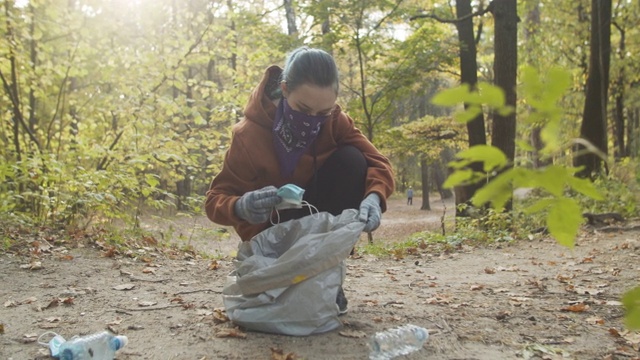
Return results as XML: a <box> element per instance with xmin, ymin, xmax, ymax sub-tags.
<box><xmin>205</xmin><ymin>66</ymin><xmax>395</xmax><ymax>241</ymax></box>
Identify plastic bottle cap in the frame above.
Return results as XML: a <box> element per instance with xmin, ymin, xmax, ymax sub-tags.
<box><xmin>115</xmin><ymin>335</ymin><xmax>129</xmax><ymax>349</ymax></box>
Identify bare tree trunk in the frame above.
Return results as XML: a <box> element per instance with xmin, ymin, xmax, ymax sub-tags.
<box><xmin>490</xmin><ymin>0</ymin><xmax>518</xmax><ymax>211</ymax></box>
<box><xmin>283</xmin><ymin>0</ymin><xmax>298</xmax><ymax>36</ymax></box>
<box><xmin>420</xmin><ymin>158</ymin><xmax>431</xmax><ymax>210</ymax></box>
<box><xmin>574</xmin><ymin>0</ymin><xmax>612</xmax><ymax>178</ymax></box>
<box><xmin>612</xmin><ymin>22</ymin><xmax>626</xmax><ymax>159</ymax></box>
<box><xmin>524</xmin><ymin>0</ymin><xmax>550</xmax><ymax>168</ymax></box>
<box><xmin>453</xmin><ymin>0</ymin><xmax>487</xmax><ymax>216</ymax></box>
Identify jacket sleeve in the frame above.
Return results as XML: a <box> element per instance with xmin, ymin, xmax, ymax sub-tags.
<box><xmin>204</xmin><ymin>133</ymin><xmax>270</xmax><ymax>241</ymax></box>
<box><xmin>333</xmin><ymin>113</ymin><xmax>395</xmax><ymax>212</ymax></box>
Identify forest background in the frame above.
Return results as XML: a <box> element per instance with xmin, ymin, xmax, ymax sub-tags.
<box><xmin>1</xmin><ymin>0</ymin><xmax>640</xmax><ymax>329</ymax></box>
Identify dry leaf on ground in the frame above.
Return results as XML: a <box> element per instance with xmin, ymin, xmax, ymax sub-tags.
<box><xmin>113</xmin><ymin>283</ymin><xmax>136</xmax><ymax>291</ymax></box>
<box><xmin>270</xmin><ymin>347</ymin><xmax>298</xmax><ymax>360</ymax></box>
<box><xmin>339</xmin><ymin>330</ymin><xmax>367</xmax><ymax>338</ymax></box>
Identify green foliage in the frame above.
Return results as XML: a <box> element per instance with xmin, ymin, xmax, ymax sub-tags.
<box><xmin>431</xmin><ymin>83</ymin><xmax>514</xmax><ymax>123</ymax></box>
<box><xmin>575</xmin><ymin>158</ymin><xmax>640</xmax><ymax>218</ymax></box>
<box><xmin>623</xmin><ymin>286</ymin><xmax>640</xmax><ymax>329</ymax></box>
<box><xmin>438</xmin><ymin>68</ymin><xmax>602</xmax><ymax>248</ymax></box>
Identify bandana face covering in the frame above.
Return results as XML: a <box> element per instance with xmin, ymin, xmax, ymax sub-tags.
<box><xmin>272</xmin><ymin>98</ymin><xmax>329</xmax><ymax>178</ymax></box>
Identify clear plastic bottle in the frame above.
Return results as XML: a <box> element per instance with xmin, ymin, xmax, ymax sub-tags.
<box><xmin>58</xmin><ymin>331</ymin><xmax>128</xmax><ymax>360</ymax></box>
<box><xmin>369</xmin><ymin>324</ymin><xmax>428</xmax><ymax>360</ymax></box>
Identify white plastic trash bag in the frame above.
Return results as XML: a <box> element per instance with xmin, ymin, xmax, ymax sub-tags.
<box><xmin>222</xmin><ymin>209</ymin><xmax>365</xmax><ymax>336</ymax></box>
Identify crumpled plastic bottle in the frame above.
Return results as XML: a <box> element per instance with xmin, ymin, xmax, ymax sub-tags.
<box><xmin>369</xmin><ymin>324</ymin><xmax>428</xmax><ymax>360</ymax></box>
<box><xmin>53</xmin><ymin>331</ymin><xmax>128</xmax><ymax>360</ymax></box>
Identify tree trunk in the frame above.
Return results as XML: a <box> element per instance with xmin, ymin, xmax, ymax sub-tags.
<box><xmin>420</xmin><ymin>158</ymin><xmax>431</xmax><ymax>210</ymax></box>
<box><xmin>574</xmin><ymin>0</ymin><xmax>612</xmax><ymax>177</ymax></box>
<box><xmin>283</xmin><ymin>0</ymin><xmax>298</xmax><ymax>36</ymax></box>
<box><xmin>491</xmin><ymin>0</ymin><xmax>518</xmax><ymax>211</ymax></box>
<box><xmin>524</xmin><ymin>0</ymin><xmax>550</xmax><ymax>168</ymax></box>
<box><xmin>431</xmin><ymin>161</ymin><xmax>453</xmax><ymax>200</ymax></box>
<box><xmin>612</xmin><ymin>23</ymin><xmax>626</xmax><ymax>159</ymax></box>
<box><xmin>453</xmin><ymin>0</ymin><xmax>486</xmax><ymax>216</ymax></box>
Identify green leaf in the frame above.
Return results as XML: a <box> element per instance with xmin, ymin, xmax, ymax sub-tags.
<box><xmin>516</xmin><ymin>140</ymin><xmax>535</xmax><ymax>152</ymax></box>
<box><xmin>622</xmin><ymin>286</ymin><xmax>640</xmax><ymax>329</ymax></box>
<box><xmin>431</xmin><ymin>84</ymin><xmax>470</xmax><ymax>106</ymax></box>
<box><xmin>524</xmin><ymin>198</ymin><xmax>556</xmax><ymax>214</ymax></box>
<box><xmin>567</xmin><ymin>175</ymin><xmax>604</xmax><ymax>200</ymax></box>
<box><xmin>546</xmin><ymin>198</ymin><xmax>583</xmax><ymax>248</ymax></box>
<box><xmin>472</xmin><ymin>169</ymin><xmax>515</xmax><ymax>209</ymax></box>
<box><xmin>453</xmin><ymin>106</ymin><xmax>482</xmax><ymax>123</ymax></box>
<box><xmin>477</xmin><ymin>83</ymin><xmax>505</xmax><ymax>109</ymax></box>
<box><xmin>145</xmin><ymin>174</ymin><xmax>160</xmax><ymax>188</ymax></box>
<box><xmin>536</xmin><ymin>166</ymin><xmax>568</xmax><ymax>197</ymax></box>
<box><xmin>443</xmin><ymin>169</ymin><xmax>474</xmax><ymax>189</ymax></box>
<box><xmin>457</xmin><ymin>145</ymin><xmax>508</xmax><ymax>172</ymax></box>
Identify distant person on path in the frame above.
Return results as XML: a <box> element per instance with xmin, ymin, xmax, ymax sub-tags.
<box><xmin>204</xmin><ymin>46</ymin><xmax>395</xmax><ymax>315</ymax></box>
<box><xmin>407</xmin><ymin>187</ymin><xmax>413</xmax><ymax>205</ymax></box>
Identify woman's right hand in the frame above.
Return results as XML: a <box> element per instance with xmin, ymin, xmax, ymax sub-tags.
<box><xmin>234</xmin><ymin>186</ymin><xmax>281</xmax><ymax>224</ymax></box>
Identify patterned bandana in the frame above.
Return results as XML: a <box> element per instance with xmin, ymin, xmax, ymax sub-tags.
<box><xmin>272</xmin><ymin>98</ymin><xmax>329</xmax><ymax>178</ymax></box>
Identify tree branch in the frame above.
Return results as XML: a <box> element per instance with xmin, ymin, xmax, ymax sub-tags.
<box><xmin>409</xmin><ymin>2</ymin><xmax>494</xmax><ymax>23</ymax></box>
<box><xmin>0</xmin><ymin>69</ymin><xmax>42</xmax><ymax>151</ymax></box>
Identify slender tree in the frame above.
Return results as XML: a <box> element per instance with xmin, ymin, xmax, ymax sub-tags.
<box><xmin>490</xmin><ymin>0</ymin><xmax>518</xmax><ymax>167</ymax></box>
<box><xmin>574</xmin><ymin>0</ymin><xmax>612</xmax><ymax>177</ymax></box>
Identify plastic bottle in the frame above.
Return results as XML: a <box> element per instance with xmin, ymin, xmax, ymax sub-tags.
<box><xmin>369</xmin><ymin>324</ymin><xmax>428</xmax><ymax>360</ymax></box>
<box><xmin>57</xmin><ymin>331</ymin><xmax>128</xmax><ymax>360</ymax></box>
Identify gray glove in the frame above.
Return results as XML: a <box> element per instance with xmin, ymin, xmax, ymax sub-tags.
<box><xmin>359</xmin><ymin>193</ymin><xmax>381</xmax><ymax>233</ymax></box>
<box><xmin>234</xmin><ymin>186</ymin><xmax>281</xmax><ymax>224</ymax></box>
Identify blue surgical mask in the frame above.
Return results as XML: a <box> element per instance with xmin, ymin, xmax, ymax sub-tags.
<box><xmin>276</xmin><ymin>183</ymin><xmax>305</xmax><ymax>210</ymax></box>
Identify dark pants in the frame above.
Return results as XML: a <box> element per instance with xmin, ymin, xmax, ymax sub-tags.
<box><xmin>277</xmin><ymin>146</ymin><xmax>367</xmax><ymax>222</ymax></box>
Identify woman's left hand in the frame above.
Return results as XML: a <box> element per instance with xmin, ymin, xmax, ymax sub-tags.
<box><xmin>359</xmin><ymin>193</ymin><xmax>381</xmax><ymax>233</ymax></box>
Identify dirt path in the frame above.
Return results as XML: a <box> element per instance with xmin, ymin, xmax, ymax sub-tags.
<box><xmin>1</xmin><ymin>197</ymin><xmax>639</xmax><ymax>359</ymax></box>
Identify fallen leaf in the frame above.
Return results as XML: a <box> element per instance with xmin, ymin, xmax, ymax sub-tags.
<box><xmin>339</xmin><ymin>330</ymin><xmax>367</xmax><ymax>338</ymax></box>
<box><xmin>138</xmin><ymin>301</ymin><xmax>157</xmax><ymax>307</ymax></box>
<box><xmin>142</xmin><ymin>235</ymin><xmax>158</xmax><ymax>246</ymax></box>
<box><xmin>555</xmin><ymin>274</ymin><xmax>574</xmax><ymax>283</ymax></box>
<box><xmin>572</xmin><ymin>287</ymin><xmax>605</xmax><ymax>295</ymax></box>
<box><xmin>208</xmin><ymin>260</ymin><xmax>221</xmax><ymax>270</ymax></box>
<box><xmin>45</xmin><ymin>298</ymin><xmax>60</xmax><ymax>309</ymax></box>
<box><xmin>170</xmin><ymin>297</ymin><xmax>185</xmax><ymax>304</ymax></box>
<box><xmin>561</xmin><ymin>303</ymin><xmax>589</xmax><ymax>312</ymax></box>
<box><xmin>372</xmin><ymin>317</ymin><xmax>383</xmax><ymax>323</ymax></box>
<box><xmin>609</xmin><ymin>328</ymin><xmax>621</xmax><ymax>337</ymax></box>
<box><xmin>4</xmin><ymin>300</ymin><xmax>17</xmax><ymax>308</ymax></box>
<box><xmin>45</xmin><ymin>317</ymin><xmax>61</xmax><ymax>323</ymax></box>
<box><xmin>586</xmin><ymin>317</ymin><xmax>605</xmax><ymax>325</ymax></box>
<box><xmin>484</xmin><ymin>267</ymin><xmax>496</xmax><ymax>274</ymax></box>
<box><xmin>197</xmin><ymin>309</ymin><xmax>213</xmax><ymax>316</ymax></box>
<box><xmin>604</xmin><ymin>300</ymin><xmax>623</xmax><ymax>306</ymax></box>
<box><xmin>470</xmin><ymin>284</ymin><xmax>484</xmax><ymax>291</ymax></box>
<box><xmin>213</xmin><ymin>309</ymin><xmax>229</xmax><ymax>324</ymax></box>
<box><xmin>496</xmin><ymin>311</ymin><xmax>511</xmax><ymax>321</ymax></box>
<box><xmin>61</xmin><ymin>297</ymin><xmax>74</xmax><ymax>305</ymax></box>
<box><xmin>142</xmin><ymin>267</ymin><xmax>156</xmax><ymax>274</ymax></box>
<box><xmin>107</xmin><ymin>317</ymin><xmax>123</xmax><ymax>326</ymax></box>
<box><xmin>39</xmin><ymin>323</ymin><xmax>59</xmax><ymax>329</ymax></box>
<box><xmin>270</xmin><ymin>347</ymin><xmax>298</xmax><ymax>360</ymax></box>
<box><xmin>20</xmin><ymin>261</ymin><xmax>43</xmax><ymax>270</ymax></box>
<box><xmin>215</xmin><ymin>328</ymin><xmax>247</xmax><ymax>338</ymax></box>
<box><xmin>102</xmin><ymin>247</ymin><xmax>117</xmax><ymax>258</ymax></box>
<box><xmin>0</xmin><ymin>323</ymin><xmax>4</xmax><ymax>334</ymax></box>
<box><xmin>58</xmin><ymin>255</ymin><xmax>74</xmax><ymax>261</ymax></box>
<box><xmin>113</xmin><ymin>283</ymin><xmax>136</xmax><ymax>291</ymax></box>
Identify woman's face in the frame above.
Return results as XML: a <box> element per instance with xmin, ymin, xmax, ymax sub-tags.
<box><xmin>282</xmin><ymin>83</ymin><xmax>337</xmax><ymax>117</ymax></box>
